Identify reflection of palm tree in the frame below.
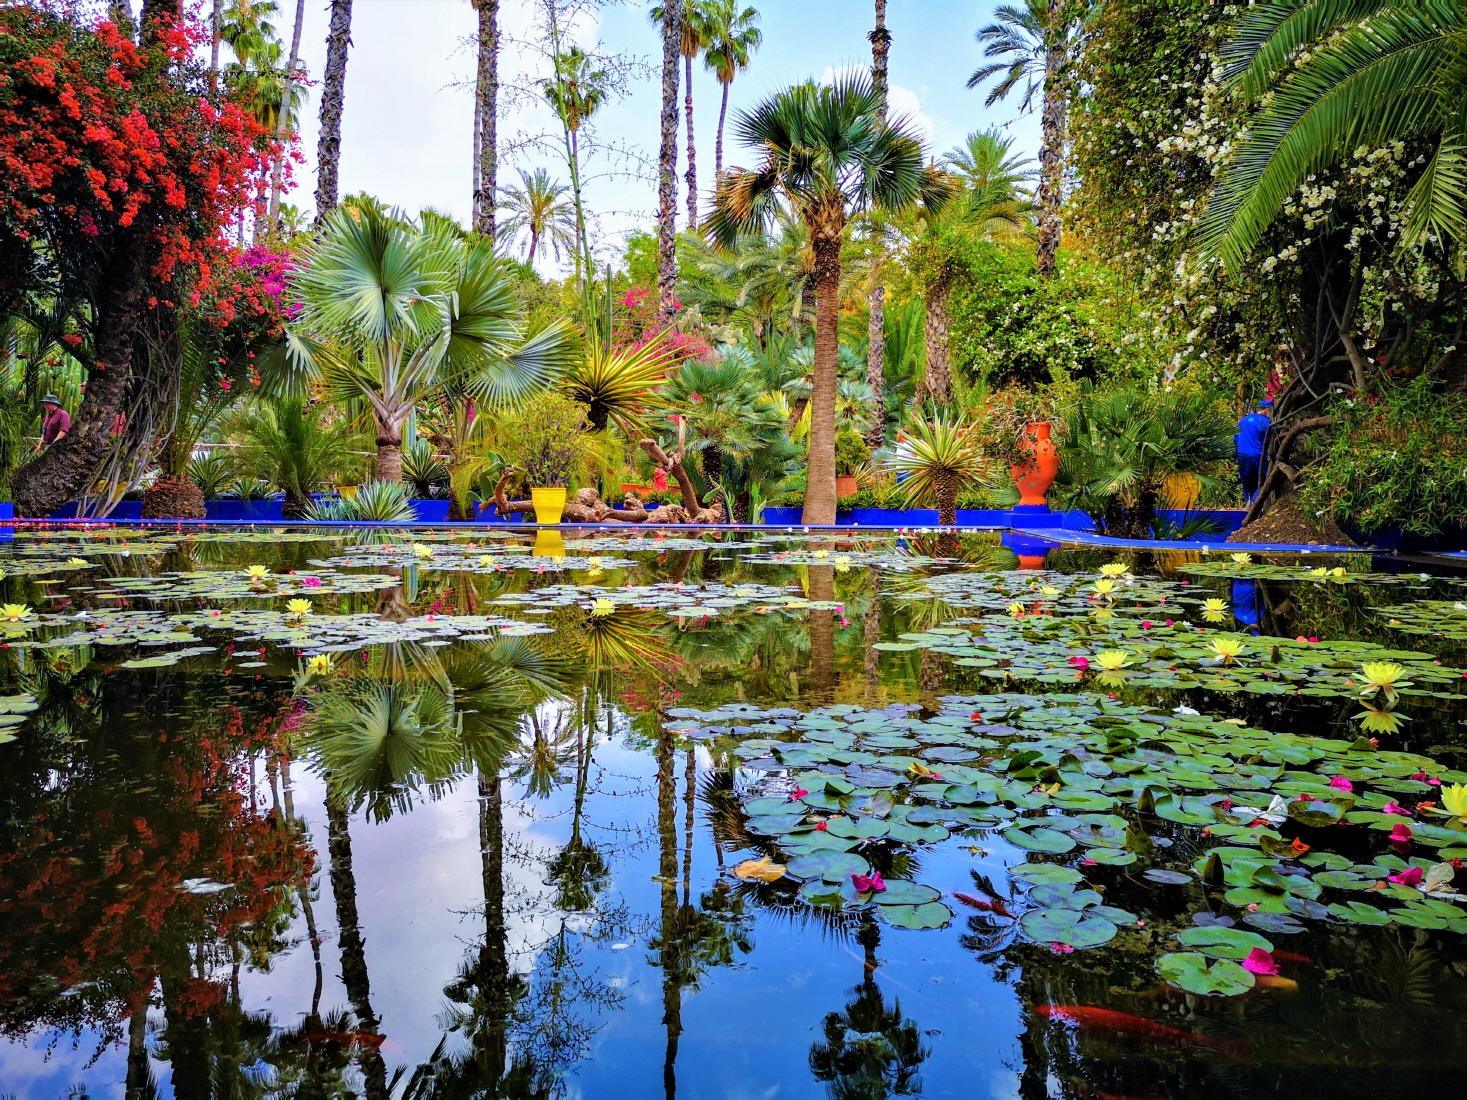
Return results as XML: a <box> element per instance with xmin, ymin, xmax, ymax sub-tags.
<box><xmin>546</xmin><ymin>693</ymin><xmax>610</xmax><ymax>912</ymax></box>
<box><xmin>807</xmin><ymin>564</ymin><xmax>837</xmax><ymax>702</ymax></box>
<box><xmin>808</xmin><ymin>914</ymin><xmax>928</xmax><ymax>1100</ymax></box>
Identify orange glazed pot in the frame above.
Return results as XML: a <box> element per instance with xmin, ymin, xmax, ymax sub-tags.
<box><xmin>1009</xmin><ymin>421</ymin><xmax>1060</xmax><ymax>508</ymax></box>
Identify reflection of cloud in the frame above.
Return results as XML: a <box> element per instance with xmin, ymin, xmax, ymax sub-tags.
<box><xmin>817</xmin><ymin>65</ymin><xmax>935</xmax><ymax>149</ymax></box>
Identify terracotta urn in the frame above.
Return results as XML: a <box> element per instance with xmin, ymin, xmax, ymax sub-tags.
<box><xmin>1009</xmin><ymin>421</ymin><xmax>1059</xmax><ymax>508</ymax></box>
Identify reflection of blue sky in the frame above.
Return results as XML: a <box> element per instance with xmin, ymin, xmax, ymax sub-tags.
<box><xmin>1</xmin><ymin>697</ymin><xmax>1025</xmax><ymax>1096</ymax></box>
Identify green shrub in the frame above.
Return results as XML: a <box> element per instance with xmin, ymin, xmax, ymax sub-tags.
<box><xmin>834</xmin><ymin>428</ymin><xmax>870</xmax><ymax>476</ymax></box>
<box><xmin>1300</xmin><ymin>382</ymin><xmax>1467</xmax><ymax>538</ymax></box>
<box><xmin>496</xmin><ymin>392</ymin><xmax>592</xmax><ymax>489</ymax></box>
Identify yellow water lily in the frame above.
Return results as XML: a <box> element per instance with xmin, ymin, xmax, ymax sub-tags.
<box><xmin>478</xmin><ymin>555</ymin><xmax>495</xmax><ymax>567</ymax></box>
<box><xmin>1039</xmin><ymin>584</ymin><xmax>1060</xmax><ymax>597</ymax></box>
<box><xmin>412</xmin><ymin>543</ymin><xmax>434</xmax><ymax>559</ymax></box>
<box><xmin>1230</xmin><ymin>552</ymin><xmax>1251</xmax><ymax>564</ymax></box>
<box><xmin>1355</xmin><ymin>705</ymin><xmax>1407</xmax><ymax>735</ymax></box>
<box><xmin>1095</xmin><ymin>650</ymin><xmax>1134</xmax><ymax>671</ymax></box>
<box><xmin>1310</xmin><ymin>566</ymin><xmax>1329</xmax><ymax>578</ymax></box>
<box><xmin>1202</xmin><ymin>598</ymin><xmax>1228</xmax><ymax>623</ymax></box>
<box><xmin>813</xmin><ymin>548</ymin><xmax>830</xmax><ymax>559</ymax></box>
<box><xmin>65</xmin><ymin>557</ymin><xmax>88</xmax><ymax>567</ymax></box>
<box><xmin>307</xmin><ymin>654</ymin><xmax>334</xmax><ymax>676</ymax></box>
<box><xmin>1211</xmin><ymin>636</ymin><xmax>1246</xmax><ymax>664</ymax></box>
<box><xmin>590</xmin><ymin>597</ymin><xmax>615</xmax><ymax>617</ymax></box>
<box><xmin>1358</xmin><ymin>661</ymin><xmax>1408</xmax><ymax>704</ymax></box>
<box><xmin>1008</xmin><ymin>601</ymin><xmax>1025</xmax><ymax>617</ymax></box>
<box><xmin>587</xmin><ymin>556</ymin><xmax>604</xmax><ymax>570</ymax></box>
<box><xmin>1091</xmin><ymin>579</ymin><xmax>1117</xmax><ymax>598</ymax></box>
<box><xmin>286</xmin><ymin>599</ymin><xmax>313</xmax><ymax>617</ymax></box>
<box><xmin>1441</xmin><ymin>783</ymin><xmax>1467</xmax><ymax>825</ymax></box>
<box><xmin>1</xmin><ymin>603</ymin><xmax>32</xmax><ymax>622</ymax></box>
<box><xmin>1091</xmin><ymin>606</ymin><xmax>1115</xmax><ymax>622</ymax></box>
<box><xmin>1099</xmin><ymin>562</ymin><xmax>1129</xmax><ymax>578</ymax></box>
<box><xmin>245</xmin><ymin>565</ymin><xmax>270</xmax><ymax>579</ymax></box>
<box><xmin>834</xmin><ymin>554</ymin><xmax>852</xmax><ymax>573</ymax></box>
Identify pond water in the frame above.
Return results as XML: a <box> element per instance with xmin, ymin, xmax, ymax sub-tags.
<box><xmin>2</xmin><ymin>525</ymin><xmax>1467</xmax><ymax>1099</ymax></box>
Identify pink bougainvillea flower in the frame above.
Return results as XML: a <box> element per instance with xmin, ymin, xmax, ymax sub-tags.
<box><xmin>1382</xmin><ymin>801</ymin><xmax>1411</xmax><ymax>816</ymax></box>
<box><xmin>1240</xmin><ymin>948</ymin><xmax>1280</xmax><ymax>975</ymax></box>
<box><xmin>1388</xmin><ymin>866</ymin><xmax>1423</xmax><ymax>887</ymax></box>
<box><xmin>1389</xmin><ymin>823</ymin><xmax>1413</xmax><ymax>844</ymax></box>
<box><xmin>788</xmin><ymin>787</ymin><xmax>809</xmax><ymax>801</ymax></box>
<box><xmin>1050</xmin><ymin>942</ymin><xmax>1074</xmax><ymax>955</ymax></box>
<box><xmin>1327</xmin><ymin>775</ymin><xmax>1354</xmax><ymax>792</ymax></box>
<box><xmin>852</xmin><ymin>871</ymin><xmax>886</xmax><ymax>894</ymax></box>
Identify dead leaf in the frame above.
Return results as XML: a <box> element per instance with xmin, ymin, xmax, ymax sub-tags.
<box><xmin>733</xmin><ymin>857</ymin><xmax>786</xmax><ymax>883</ymax></box>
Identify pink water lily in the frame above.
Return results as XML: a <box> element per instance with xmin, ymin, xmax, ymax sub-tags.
<box><xmin>852</xmin><ymin>871</ymin><xmax>886</xmax><ymax>894</ymax></box>
<box><xmin>1068</xmin><ymin>656</ymin><xmax>1090</xmax><ymax>670</ymax></box>
<box><xmin>1382</xmin><ymin>801</ymin><xmax>1411</xmax><ymax>816</ymax></box>
<box><xmin>300</xmin><ymin>576</ymin><xmax>322</xmax><ymax>587</ymax></box>
<box><xmin>1388</xmin><ymin>866</ymin><xmax>1423</xmax><ymax>887</ymax></box>
<box><xmin>1050</xmin><ymin>942</ymin><xmax>1074</xmax><ymax>955</ymax></box>
<box><xmin>1389</xmin><ymin>823</ymin><xmax>1413</xmax><ymax>843</ymax></box>
<box><xmin>788</xmin><ymin>787</ymin><xmax>809</xmax><ymax>801</ymax></box>
<box><xmin>1241</xmin><ymin>948</ymin><xmax>1279</xmax><ymax>975</ymax></box>
<box><xmin>1327</xmin><ymin>775</ymin><xmax>1354</xmax><ymax>792</ymax></box>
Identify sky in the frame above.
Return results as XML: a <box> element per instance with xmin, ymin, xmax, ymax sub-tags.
<box><xmin>251</xmin><ymin>0</ymin><xmax>1040</xmax><ymax>273</ymax></box>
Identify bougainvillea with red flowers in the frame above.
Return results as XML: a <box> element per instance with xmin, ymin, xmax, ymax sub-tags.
<box><xmin>0</xmin><ymin>3</ymin><xmax>277</xmax><ymax>301</ymax></box>
<box><xmin>614</xmin><ymin>285</ymin><xmax>712</xmax><ymax>366</ymax></box>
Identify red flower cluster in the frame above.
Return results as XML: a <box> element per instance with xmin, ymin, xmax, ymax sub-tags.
<box><xmin>0</xmin><ymin>5</ymin><xmax>277</xmax><ymax>288</ymax></box>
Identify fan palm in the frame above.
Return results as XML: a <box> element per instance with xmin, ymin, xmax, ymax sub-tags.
<box><xmin>966</xmin><ymin>0</ymin><xmax>1082</xmax><ymax>275</ymax></box>
<box><xmin>287</xmin><ymin>203</ymin><xmax>575</xmax><ymax>482</ymax></box>
<box><xmin>708</xmin><ymin>74</ymin><xmax>941</xmax><ymax>524</ymax></box>
<box><xmin>702</xmin><ymin>1</ymin><xmax>763</xmax><ymax>179</ymax></box>
<box><xmin>496</xmin><ymin>167</ymin><xmax>577</xmax><ymax>264</ymax></box>
<box><xmin>884</xmin><ymin>412</ymin><xmax>991</xmax><ymax>526</ymax></box>
<box><xmin>1200</xmin><ymin>0</ymin><xmax>1467</xmax><ymax>266</ymax></box>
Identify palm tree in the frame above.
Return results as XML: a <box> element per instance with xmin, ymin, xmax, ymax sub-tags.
<box><xmin>702</xmin><ymin>1</ymin><xmax>762</xmax><ymax>179</ymax></box>
<box><xmin>884</xmin><ymin>411</ymin><xmax>990</xmax><ymax>527</ymax></box>
<box><xmin>865</xmin><ymin>0</ymin><xmax>892</xmax><ymax>452</ymax></box>
<box><xmin>288</xmin><ymin>204</ymin><xmax>575</xmax><ymax>482</ymax></box>
<box><xmin>912</xmin><ymin>130</ymin><xmax>1033</xmax><ymax>402</ymax></box>
<box><xmin>656</xmin><ymin>0</ymin><xmax>683</xmax><ymax>323</ymax></box>
<box><xmin>541</xmin><ymin>47</ymin><xmax>611</xmax><ymax>280</ymax></box>
<box><xmin>654</xmin><ymin>1</ymin><xmax>718</xmax><ymax>227</ymax></box>
<box><xmin>708</xmin><ymin>75</ymin><xmax>937</xmax><ymax>525</ymax></box>
<box><xmin>497</xmin><ymin>168</ymin><xmax>577</xmax><ymax>264</ymax></box>
<box><xmin>232</xmin><ymin>396</ymin><xmax>358</xmax><ymax>517</ymax></box>
<box><xmin>267</xmin><ymin>0</ymin><xmax>307</xmax><ymax>235</ymax></box>
<box><xmin>966</xmin><ymin>0</ymin><xmax>1080</xmax><ymax>276</ymax></box>
<box><xmin>472</xmin><ymin>0</ymin><xmax>500</xmax><ymax>237</ymax></box>
<box><xmin>314</xmin><ymin>0</ymin><xmax>354</xmax><ymax>223</ymax></box>
<box><xmin>1201</xmin><ymin>0</ymin><xmax>1467</xmax><ymax>266</ymax></box>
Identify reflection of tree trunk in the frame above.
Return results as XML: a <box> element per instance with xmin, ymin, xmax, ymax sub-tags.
<box><xmin>476</xmin><ymin>768</ymin><xmax>511</xmax><ymax>1083</ymax></box>
<box><xmin>327</xmin><ymin>787</ymin><xmax>388</xmax><ymax>1098</ymax></box>
<box><xmin>124</xmin><ymin>988</ymin><xmax>151</xmax><ymax>1099</ymax></box>
<box><xmin>283</xmin><ymin>758</ymin><xmax>325</xmax><ymax>1020</ymax></box>
<box><xmin>918</xmin><ymin>648</ymin><xmax>946</xmax><ymax>704</ymax></box>
<box><xmin>656</xmin><ymin>729</ymin><xmax>681</xmax><ymax>1100</ymax></box>
<box><xmin>682</xmin><ymin>748</ymin><xmax>695</xmax><ymax>908</ymax></box>
<box><xmin>160</xmin><ymin>952</ymin><xmax>209</xmax><ymax>1095</ymax></box>
<box><xmin>807</xmin><ymin>565</ymin><xmax>836</xmax><ymax>702</ymax></box>
<box><xmin>862</xmin><ymin>568</ymin><xmax>881</xmax><ymax>705</ymax></box>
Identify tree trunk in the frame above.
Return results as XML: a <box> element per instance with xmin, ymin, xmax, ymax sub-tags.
<box><xmin>869</xmin><ymin>0</ymin><xmax>890</xmax><ymax>114</ymax></box>
<box><xmin>714</xmin><ymin>80</ymin><xmax>730</xmax><ymax>179</ymax></box>
<box><xmin>803</xmin><ymin>232</ymin><xmax>843</xmax><ymax>525</ymax></box>
<box><xmin>139</xmin><ymin>0</ymin><xmax>181</xmax><ymax>43</ymax></box>
<box><xmin>374</xmin><ymin>412</ymin><xmax>404</xmax><ymax>484</ymax></box>
<box><xmin>865</xmin><ymin>283</ymin><xmax>886</xmax><ymax>449</ymax></box>
<box><xmin>267</xmin><ymin>0</ymin><xmax>306</xmax><ymax>235</ymax></box>
<box><xmin>683</xmin><ymin>53</ymin><xmax>698</xmax><ymax>230</ymax></box>
<box><xmin>920</xmin><ymin>271</ymin><xmax>953</xmax><ymax>404</ymax></box>
<box><xmin>656</xmin><ymin>727</ymin><xmax>682</xmax><ymax>1100</ymax></box>
<box><xmin>14</xmin><ymin>240</ymin><xmax>148</xmax><ymax>518</ymax></box>
<box><xmin>209</xmin><ymin>0</ymin><xmax>223</xmax><ymax>90</ymax></box>
<box><xmin>473</xmin><ymin>0</ymin><xmax>500</xmax><ymax>238</ymax></box>
<box><xmin>528</xmin><ymin>228</ymin><xmax>539</xmax><ymax>264</ymax></box>
<box><xmin>1035</xmin><ymin>0</ymin><xmax>1066</xmax><ymax>277</ymax></box>
<box><xmin>656</xmin><ymin>2</ymin><xmax>682</xmax><ymax>324</ymax></box>
<box><xmin>314</xmin><ymin>0</ymin><xmax>354</xmax><ymax>222</ymax></box>
<box><xmin>326</xmin><ymin>792</ymin><xmax>389</xmax><ymax>1099</ymax></box>
<box><xmin>124</xmin><ymin>991</ymin><xmax>151</xmax><ymax>1099</ymax></box>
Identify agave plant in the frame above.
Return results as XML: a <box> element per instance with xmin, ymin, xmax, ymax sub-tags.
<box><xmin>310</xmin><ymin>479</ymin><xmax>418</xmax><ymax>522</ymax></box>
<box><xmin>884</xmin><ymin>413</ymin><xmax>990</xmax><ymax>525</ymax></box>
<box><xmin>560</xmin><ymin>331</ymin><xmax>680</xmax><ymax>434</ymax></box>
<box><xmin>401</xmin><ymin>437</ymin><xmax>449</xmax><ymax>499</ymax></box>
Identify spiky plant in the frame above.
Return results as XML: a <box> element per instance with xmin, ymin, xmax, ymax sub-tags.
<box><xmin>884</xmin><ymin>413</ymin><xmax>991</xmax><ymax>525</ymax></box>
<box><xmin>310</xmin><ymin>478</ymin><xmax>418</xmax><ymax>522</ymax></box>
<box><xmin>560</xmin><ymin>332</ymin><xmax>680</xmax><ymax>434</ymax></box>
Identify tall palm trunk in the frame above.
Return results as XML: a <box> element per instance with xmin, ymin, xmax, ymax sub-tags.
<box><xmin>473</xmin><ymin>0</ymin><xmax>500</xmax><ymax>237</ymax></box>
<box><xmin>374</xmin><ymin>410</ymin><xmax>406</xmax><ymax>483</ymax></box>
<box><xmin>656</xmin><ymin>728</ymin><xmax>681</xmax><ymax>1100</ymax></box>
<box><xmin>1035</xmin><ymin>0</ymin><xmax>1066</xmax><ymax>277</ymax></box>
<box><xmin>865</xmin><ymin>0</ymin><xmax>891</xmax><ymax>449</ymax></box>
<box><xmin>315</xmin><ymin>0</ymin><xmax>354</xmax><ymax>222</ymax></box>
<box><xmin>683</xmin><ymin>53</ymin><xmax>698</xmax><ymax>228</ymax></box>
<box><xmin>209</xmin><ymin>0</ymin><xmax>223</xmax><ymax>89</ymax></box>
<box><xmin>267</xmin><ymin>0</ymin><xmax>307</xmax><ymax>236</ymax></box>
<box><xmin>714</xmin><ymin>80</ymin><xmax>730</xmax><ymax>178</ymax></box>
<box><xmin>528</xmin><ymin>228</ymin><xmax>540</xmax><ymax>263</ymax></box>
<box><xmin>656</xmin><ymin>1</ymin><xmax>682</xmax><ymax>323</ymax></box>
<box><xmin>803</xmin><ymin>231</ymin><xmax>843</xmax><ymax>525</ymax></box>
<box><xmin>327</xmin><ymin>791</ymin><xmax>388</xmax><ymax>1098</ymax></box>
<box><xmin>124</xmin><ymin>988</ymin><xmax>152</xmax><ymax>1098</ymax></box>
<box><xmin>920</xmin><ymin>271</ymin><xmax>953</xmax><ymax>404</ymax></box>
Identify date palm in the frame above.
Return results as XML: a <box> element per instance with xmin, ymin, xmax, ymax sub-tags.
<box><xmin>541</xmin><ymin>46</ymin><xmax>610</xmax><ymax>278</ymax></box>
<box><xmin>966</xmin><ymin>0</ymin><xmax>1081</xmax><ymax>276</ymax></box>
<box><xmin>496</xmin><ymin>168</ymin><xmax>577</xmax><ymax>264</ymax></box>
<box><xmin>656</xmin><ymin>0</ymin><xmax>683</xmax><ymax>321</ymax></box>
<box><xmin>314</xmin><ymin>0</ymin><xmax>354</xmax><ymax>221</ymax></box>
<box><xmin>708</xmin><ymin>74</ymin><xmax>940</xmax><ymax>524</ymax></box>
<box><xmin>288</xmin><ymin>204</ymin><xmax>575</xmax><ymax>483</ymax></box>
<box><xmin>702</xmin><ymin>1</ymin><xmax>762</xmax><ymax>179</ymax></box>
<box><xmin>1201</xmin><ymin>0</ymin><xmax>1467</xmax><ymax>266</ymax></box>
<box><xmin>653</xmin><ymin>0</ymin><xmax>719</xmax><ymax>226</ymax></box>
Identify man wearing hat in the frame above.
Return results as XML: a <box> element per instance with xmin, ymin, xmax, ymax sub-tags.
<box><xmin>37</xmin><ymin>394</ymin><xmax>71</xmax><ymax>453</ymax></box>
<box><xmin>1235</xmin><ymin>398</ymin><xmax>1272</xmax><ymax>504</ymax></box>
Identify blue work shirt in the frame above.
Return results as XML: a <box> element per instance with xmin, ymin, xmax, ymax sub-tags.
<box><xmin>1235</xmin><ymin>412</ymin><xmax>1270</xmax><ymax>456</ymax></box>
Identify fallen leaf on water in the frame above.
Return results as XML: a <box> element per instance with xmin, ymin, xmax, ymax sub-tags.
<box><xmin>734</xmin><ymin>857</ymin><xmax>786</xmax><ymax>883</ymax></box>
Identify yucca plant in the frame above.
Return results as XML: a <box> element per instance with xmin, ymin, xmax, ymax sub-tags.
<box><xmin>401</xmin><ymin>437</ymin><xmax>449</xmax><ymax>499</ymax></box>
<box><xmin>560</xmin><ymin>331</ymin><xmax>680</xmax><ymax>434</ymax></box>
<box><xmin>310</xmin><ymin>479</ymin><xmax>418</xmax><ymax>522</ymax></box>
<box><xmin>884</xmin><ymin>412</ymin><xmax>991</xmax><ymax>525</ymax></box>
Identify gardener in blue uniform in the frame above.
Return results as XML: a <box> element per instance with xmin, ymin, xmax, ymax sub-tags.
<box><xmin>1235</xmin><ymin>398</ymin><xmax>1272</xmax><ymax>503</ymax></box>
